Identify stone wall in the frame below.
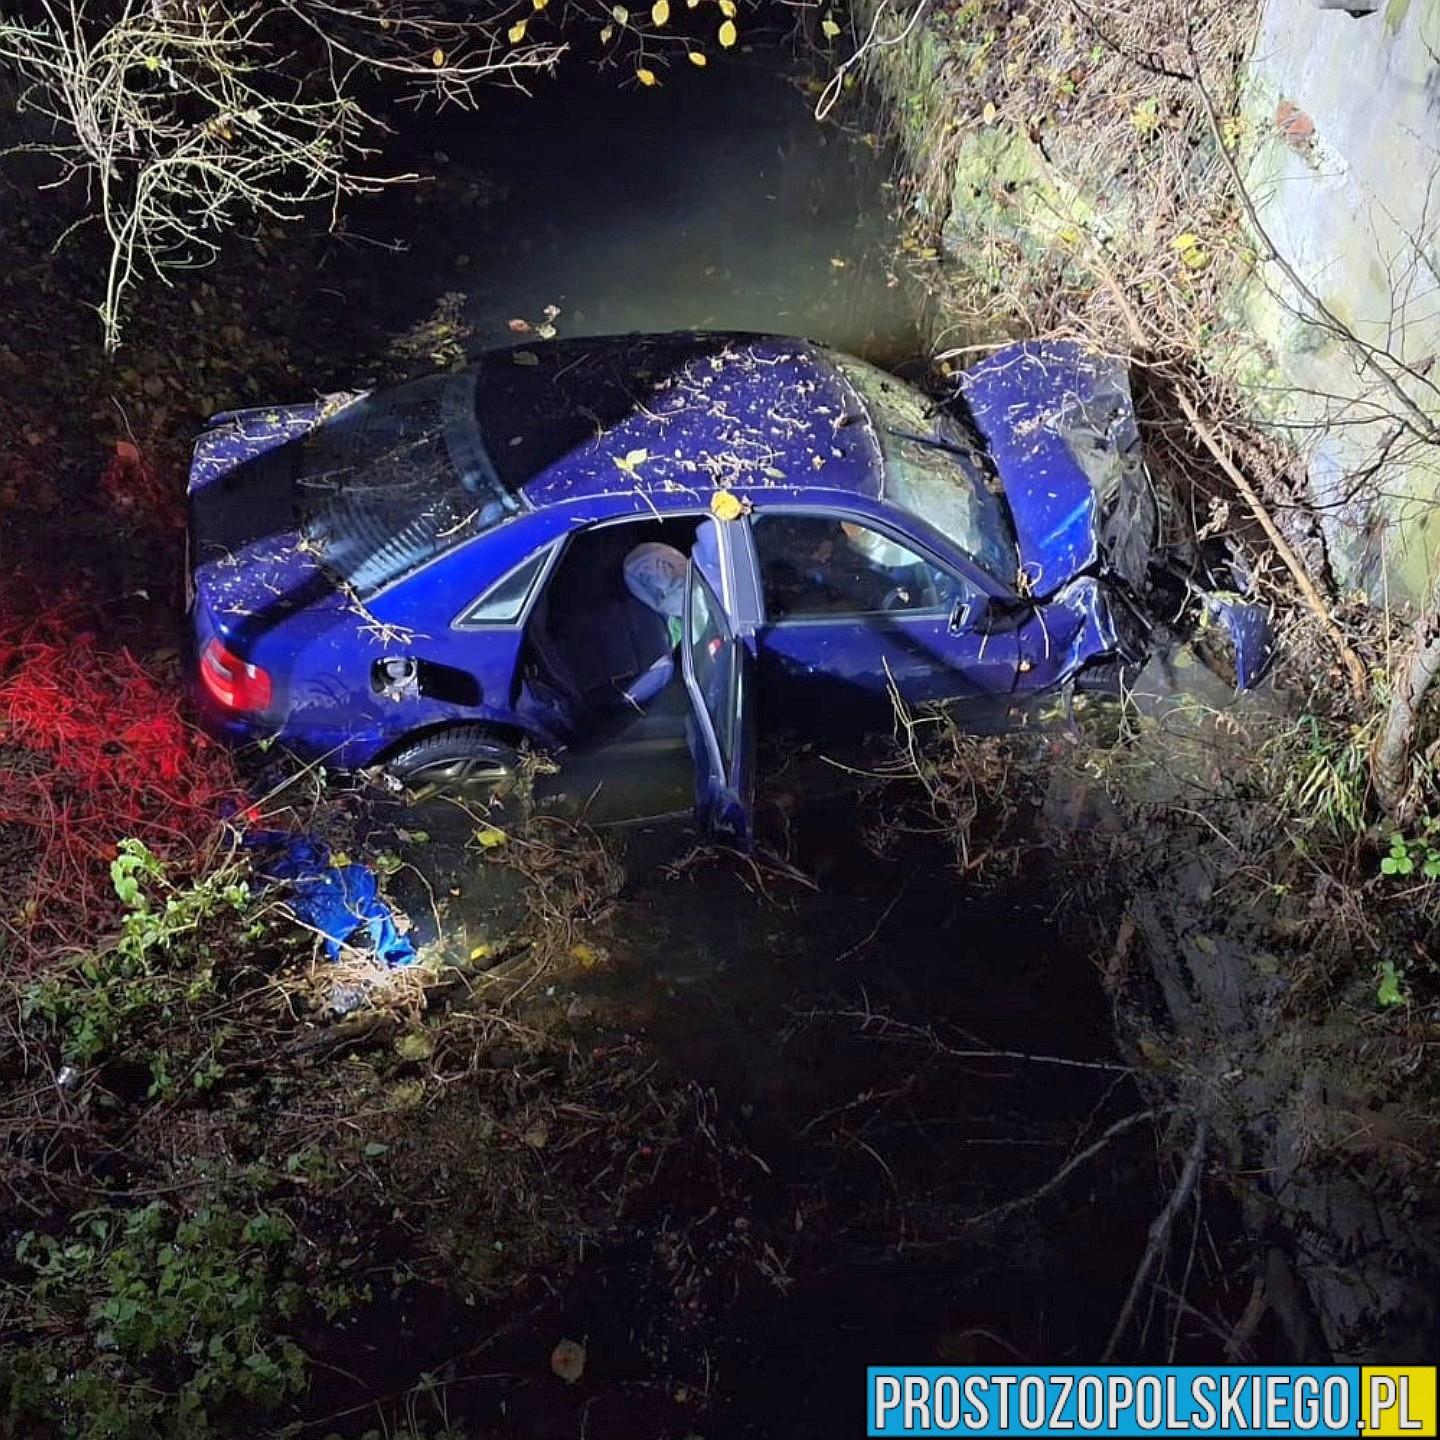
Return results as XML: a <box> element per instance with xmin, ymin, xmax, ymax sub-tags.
<box><xmin>1235</xmin><ymin>0</ymin><xmax>1440</xmax><ymax>600</ymax></box>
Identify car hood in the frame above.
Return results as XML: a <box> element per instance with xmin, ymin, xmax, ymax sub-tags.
<box><xmin>960</xmin><ymin>342</ymin><xmax>1157</xmax><ymax>599</ymax></box>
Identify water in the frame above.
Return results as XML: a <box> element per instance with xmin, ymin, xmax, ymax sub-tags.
<box><xmin>281</xmin><ymin>48</ymin><xmax>1207</xmax><ymax>1430</ymax></box>
<box><xmin>317</xmin><ymin>42</ymin><xmax>926</xmax><ymax>378</ymax></box>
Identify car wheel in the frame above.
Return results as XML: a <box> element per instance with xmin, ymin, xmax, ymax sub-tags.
<box><xmin>384</xmin><ymin>726</ymin><xmax>520</xmax><ymax>791</ymax></box>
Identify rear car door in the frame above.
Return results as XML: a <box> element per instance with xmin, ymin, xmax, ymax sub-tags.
<box><xmin>680</xmin><ymin>556</ymin><xmax>756</xmax><ymax>846</ymax></box>
<box><xmin>743</xmin><ymin>509</ymin><xmax>1023</xmax><ymax>734</ymax></box>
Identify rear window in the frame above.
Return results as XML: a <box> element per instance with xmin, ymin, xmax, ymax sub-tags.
<box><xmin>471</xmin><ymin>334</ymin><xmax>732</xmax><ymax>491</ymax></box>
<box><xmin>298</xmin><ymin>373</ymin><xmax>518</xmax><ymax>598</ymax></box>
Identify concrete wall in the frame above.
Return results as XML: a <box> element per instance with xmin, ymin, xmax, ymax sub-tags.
<box><xmin>1233</xmin><ymin>0</ymin><xmax>1440</xmax><ymax>598</ymax></box>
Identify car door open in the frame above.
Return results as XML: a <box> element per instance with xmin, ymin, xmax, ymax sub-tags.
<box><xmin>680</xmin><ymin>558</ymin><xmax>756</xmax><ymax>846</ymax></box>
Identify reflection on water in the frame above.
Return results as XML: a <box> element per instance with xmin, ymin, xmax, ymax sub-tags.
<box><xmin>348</xmin><ymin>45</ymin><xmax>925</xmax><ymax>370</ymax></box>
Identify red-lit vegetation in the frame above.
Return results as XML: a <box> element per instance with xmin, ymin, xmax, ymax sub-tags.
<box><xmin>0</xmin><ymin>576</ymin><xmax>237</xmax><ymax>965</ymax></box>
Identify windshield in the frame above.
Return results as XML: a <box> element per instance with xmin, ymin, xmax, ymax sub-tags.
<box><xmin>297</xmin><ymin>372</ymin><xmax>517</xmax><ymax>598</ymax></box>
<box><xmin>831</xmin><ymin>354</ymin><xmax>1018</xmax><ymax>586</ymax></box>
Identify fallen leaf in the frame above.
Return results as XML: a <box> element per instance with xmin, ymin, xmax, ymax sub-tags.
<box><xmin>395</xmin><ymin>1031</ymin><xmax>434</xmax><ymax>1061</ymax></box>
<box><xmin>512</xmin><ymin>350</ymin><xmax>539</xmax><ymax>366</ymax></box>
<box><xmin>710</xmin><ymin>489</ymin><xmax>744</xmax><ymax>521</ymax></box>
<box><xmin>551</xmin><ymin>1338</ymin><xmax>586</xmax><ymax>1384</ymax></box>
<box><xmin>473</xmin><ymin>822</ymin><xmax>508</xmax><ymax>848</ymax></box>
<box><xmin>522</xmin><ymin>1119</ymin><xmax>550</xmax><ymax>1149</ymax></box>
<box><xmin>613</xmin><ymin>447</ymin><xmax>650</xmax><ymax>475</ymax></box>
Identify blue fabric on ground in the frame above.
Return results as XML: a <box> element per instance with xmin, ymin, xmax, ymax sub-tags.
<box><xmin>246</xmin><ymin>832</ymin><xmax>417</xmax><ymax>967</ymax></box>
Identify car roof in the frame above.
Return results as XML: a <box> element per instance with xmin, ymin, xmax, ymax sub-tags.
<box><xmin>473</xmin><ymin>332</ymin><xmax>885</xmax><ymax>514</ymax></box>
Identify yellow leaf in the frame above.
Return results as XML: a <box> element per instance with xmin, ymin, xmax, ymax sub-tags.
<box><xmin>820</xmin><ymin>16</ymin><xmax>841</xmax><ymax>37</ymax></box>
<box><xmin>600</xmin><ymin>23</ymin><xmax>614</xmax><ymax>40</ymax></box>
<box><xmin>472</xmin><ymin>823</ymin><xmax>508</xmax><ymax>849</ymax></box>
<box><xmin>613</xmin><ymin>447</ymin><xmax>650</xmax><ymax>474</ymax></box>
<box><xmin>718</xmin><ymin>0</ymin><xmax>736</xmax><ymax>14</ymax></box>
<box><xmin>469</xmin><ymin>941</ymin><xmax>493</xmax><ymax>962</ymax></box>
<box><xmin>431</xmin><ymin>46</ymin><xmax>446</xmax><ymax>65</ymax></box>
<box><xmin>982</xmin><ymin>100</ymin><xmax>997</xmax><ymax>124</ymax></box>
<box><xmin>611</xmin><ymin>3</ymin><xmax>629</xmax><ymax>20</ymax></box>
<box><xmin>687</xmin><ymin>49</ymin><xmax>706</xmax><ymax>64</ymax></box>
<box><xmin>718</xmin><ymin>17</ymin><xmax>736</xmax><ymax>45</ymax></box>
<box><xmin>652</xmin><ymin>0</ymin><xmax>670</xmax><ymax>23</ymax></box>
<box><xmin>1171</xmin><ymin>232</ymin><xmax>1201</xmax><ymax>251</ymax></box>
<box><xmin>710</xmin><ymin>489</ymin><xmax>743</xmax><ymax>521</ymax></box>
<box><xmin>143</xmin><ymin>55</ymin><xmax>160</xmax><ymax>71</ymax></box>
<box><xmin>533</xmin><ymin>0</ymin><xmax>549</xmax><ymax>9</ymax></box>
<box><xmin>508</xmin><ymin>19</ymin><xmax>526</xmax><ymax>41</ymax></box>
<box><xmin>636</xmin><ymin>65</ymin><xmax>658</xmax><ymax>85</ymax></box>
<box><xmin>570</xmin><ymin>942</ymin><xmax>600</xmax><ymax>966</ymax></box>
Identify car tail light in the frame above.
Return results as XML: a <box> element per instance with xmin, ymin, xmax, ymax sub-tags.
<box><xmin>200</xmin><ymin>637</ymin><xmax>272</xmax><ymax>712</ymax></box>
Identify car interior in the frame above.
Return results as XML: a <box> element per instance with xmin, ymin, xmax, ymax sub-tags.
<box><xmin>520</xmin><ymin>517</ymin><xmax>703</xmax><ymax>739</ymax></box>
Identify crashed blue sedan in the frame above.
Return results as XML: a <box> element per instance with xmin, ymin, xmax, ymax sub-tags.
<box><xmin>188</xmin><ymin>332</ymin><xmax>1271</xmax><ymax>841</ymax></box>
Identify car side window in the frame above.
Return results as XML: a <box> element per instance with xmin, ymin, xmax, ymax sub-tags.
<box><xmin>752</xmin><ymin>513</ymin><xmax>973</xmax><ymax>621</ymax></box>
<box><xmin>688</xmin><ymin>563</ymin><xmax>739</xmax><ymax>774</ymax></box>
<box><xmin>457</xmin><ymin>546</ymin><xmax>551</xmax><ymax>626</ymax></box>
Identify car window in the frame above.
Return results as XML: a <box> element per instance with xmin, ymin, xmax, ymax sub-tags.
<box><xmin>828</xmin><ymin>352</ymin><xmax>1018</xmax><ymax>587</ymax></box>
<box><xmin>296</xmin><ymin>372</ymin><xmax>521</xmax><ymax>600</ymax></box>
<box><xmin>457</xmin><ymin>546</ymin><xmax>552</xmax><ymax>625</ymax></box>
<box><xmin>688</xmin><ymin>564</ymin><xmax>739</xmax><ymax>774</ymax></box>
<box><xmin>752</xmin><ymin>513</ymin><xmax>975</xmax><ymax>621</ymax></box>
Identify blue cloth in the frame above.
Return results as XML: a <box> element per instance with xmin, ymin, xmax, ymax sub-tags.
<box><xmin>246</xmin><ymin>832</ymin><xmax>417</xmax><ymax>967</ymax></box>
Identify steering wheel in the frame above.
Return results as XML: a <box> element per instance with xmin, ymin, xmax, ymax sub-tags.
<box><xmin>880</xmin><ymin>585</ymin><xmax>914</xmax><ymax>612</ymax></box>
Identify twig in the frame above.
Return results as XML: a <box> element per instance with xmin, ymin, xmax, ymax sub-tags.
<box><xmin>947</xmin><ymin>1108</ymin><xmax>1167</xmax><ymax>1233</ymax></box>
<box><xmin>1101</xmin><ymin>1118</ymin><xmax>1208</xmax><ymax>1361</ymax></box>
<box><xmin>1174</xmin><ymin>389</ymin><xmax>1370</xmax><ymax>705</ymax></box>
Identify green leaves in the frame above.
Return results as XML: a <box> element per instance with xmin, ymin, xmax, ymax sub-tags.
<box><xmin>12</xmin><ymin>1198</ymin><xmax>317</xmax><ymax>1431</ymax></box>
<box><xmin>1376</xmin><ymin>959</ymin><xmax>1406</xmax><ymax>1008</ymax></box>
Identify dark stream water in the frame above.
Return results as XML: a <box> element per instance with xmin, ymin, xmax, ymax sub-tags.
<box><xmin>320</xmin><ymin>42</ymin><xmax>927</xmax><ymax>379</ymax></box>
<box><xmin>269</xmin><ymin>41</ymin><xmax>1216</xmax><ymax>1434</ymax></box>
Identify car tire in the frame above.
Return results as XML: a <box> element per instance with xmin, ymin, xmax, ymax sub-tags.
<box><xmin>383</xmin><ymin>726</ymin><xmax>520</xmax><ymax>790</ymax></box>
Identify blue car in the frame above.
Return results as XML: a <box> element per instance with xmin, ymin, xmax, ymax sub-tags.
<box><xmin>188</xmin><ymin>332</ymin><xmax>1271</xmax><ymax>841</ymax></box>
